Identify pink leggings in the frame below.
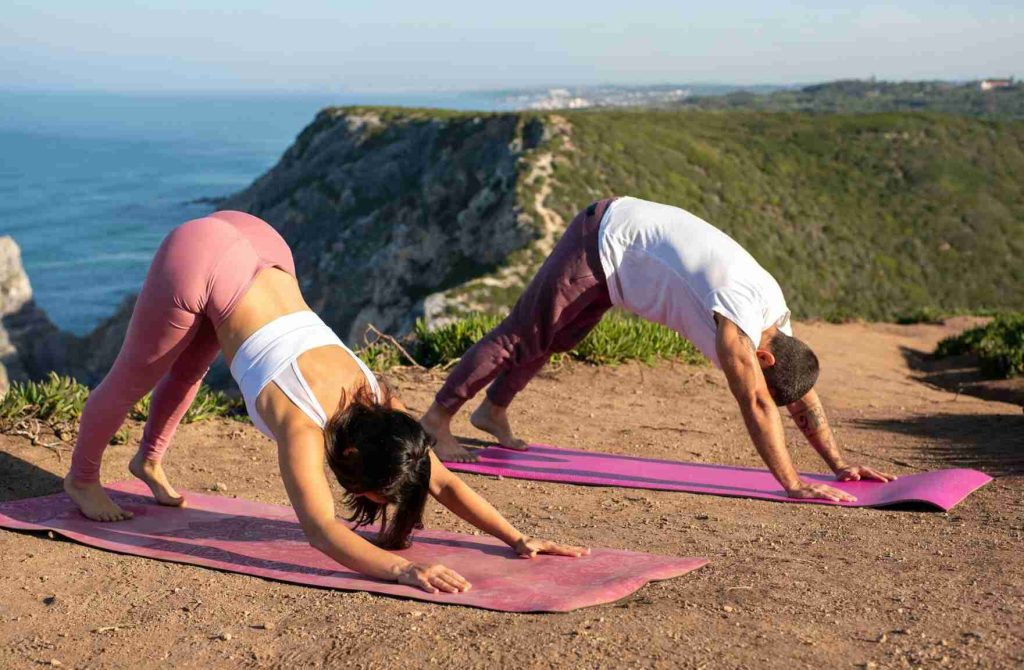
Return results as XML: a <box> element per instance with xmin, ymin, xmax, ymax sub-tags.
<box><xmin>69</xmin><ymin>211</ymin><xmax>295</xmax><ymax>483</ymax></box>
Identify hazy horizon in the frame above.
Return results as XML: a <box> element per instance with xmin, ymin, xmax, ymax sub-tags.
<box><xmin>3</xmin><ymin>2</ymin><xmax>1019</xmax><ymax>93</ymax></box>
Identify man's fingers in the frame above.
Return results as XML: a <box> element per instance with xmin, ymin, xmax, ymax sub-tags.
<box><xmin>867</xmin><ymin>468</ymin><xmax>896</xmax><ymax>482</ymax></box>
<box><xmin>417</xmin><ymin>577</ymin><xmax>439</xmax><ymax>594</ymax></box>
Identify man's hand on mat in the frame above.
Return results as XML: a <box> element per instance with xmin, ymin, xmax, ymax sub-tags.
<box><xmin>835</xmin><ymin>465</ymin><xmax>897</xmax><ymax>483</ymax></box>
<box><xmin>785</xmin><ymin>481</ymin><xmax>856</xmax><ymax>503</ymax></box>
<box><xmin>397</xmin><ymin>562</ymin><xmax>471</xmax><ymax>594</ymax></box>
<box><xmin>513</xmin><ymin>536</ymin><xmax>591</xmax><ymax>559</ymax></box>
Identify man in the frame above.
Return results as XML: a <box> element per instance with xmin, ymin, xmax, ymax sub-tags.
<box><xmin>421</xmin><ymin>197</ymin><xmax>894</xmax><ymax>501</ymax></box>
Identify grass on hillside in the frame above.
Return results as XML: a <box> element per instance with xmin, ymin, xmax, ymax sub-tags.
<box><xmin>934</xmin><ymin>313</ymin><xmax>1024</xmax><ymax>379</ymax></box>
<box><xmin>543</xmin><ymin>111</ymin><xmax>1024</xmax><ymax>322</ymax></box>
<box><xmin>0</xmin><ymin>373</ymin><xmax>244</xmax><ymax>445</ymax></box>
<box><xmin>360</xmin><ymin>311</ymin><xmax>706</xmax><ymax>371</ymax></box>
<box><xmin>1</xmin><ymin>313</ymin><xmax>703</xmax><ymax>440</ymax></box>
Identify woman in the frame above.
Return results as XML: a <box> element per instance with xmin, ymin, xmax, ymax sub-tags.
<box><xmin>65</xmin><ymin>211</ymin><xmax>587</xmax><ymax>594</ymax></box>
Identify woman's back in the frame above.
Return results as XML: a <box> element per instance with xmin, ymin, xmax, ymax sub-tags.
<box><xmin>220</xmin><ymin>267</ymin><xmax>372</xmax><ymax>438</ymax></box>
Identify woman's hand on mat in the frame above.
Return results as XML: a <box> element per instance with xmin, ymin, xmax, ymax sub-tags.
<box><xmin>513</xmin><ymin>536</ymin><xmax>591</xmax><ymax>559</ymax></box>
<box><xmin>834</xmin><ymin>465</ymin><xmax>897</xmax><ymax>483</ymax></box>
<box><xmin>397</xmin><ymin>562</ymin><xmax>471</xmax><ymax>594</ymax></box>
<box><xmin>785</xmin><ymin>481</ymin><xmax>856</xmax><ymax>503</ymax></box>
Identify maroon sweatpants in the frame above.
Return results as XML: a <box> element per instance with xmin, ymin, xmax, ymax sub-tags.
<box><xmin>434</xmin><ymin>198</ymin><xmax>616</xmax><ymax>412</ymax></box>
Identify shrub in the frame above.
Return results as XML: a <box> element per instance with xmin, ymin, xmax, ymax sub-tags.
<box><xmin>0</xmin><ymin>372</ymin><xmax>244</xmax><ymax>444</ymax></box>
<box><xmin>571</xmin><ymin>311</ymin><xmax>705</xmax><ymax>366</ymax></box>
<box><xmin>934</xmin><ymin>313</ymin><xmax>1024</xmax><ymax>378</ymax></box>
<box><xmin>0</xmin><ymin>373</ymin><xmax>89</xmax><ymax>438</ymax></box>
<box><xmin>359</xmin><ymin>311</ymin><xmax>707</xmax><ymax>372</ymax></box>
<box><xmin>412</xmin><ymin>314</ymin><xmax>504</xmax><ymax>368</ymax></box>
<box><xmin>129</xmin><ymin>386</ymin><xmax>245</xmax><ymax>425</ymax></box>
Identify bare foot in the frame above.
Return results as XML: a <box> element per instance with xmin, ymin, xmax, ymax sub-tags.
<box><xmin>421</xmin><ymin>403</ymin><xmax>479</xmax><ymax>463</ymax></box>
<box><xmin>470</xmin><ymin>398</ymin><xmax>529</xmax><ymax>451</ymax></box>
<box><xmin>64</xmin><ymin>475</ymin><xmax>133</xmax><ymax>522</ymax></box>
<box><xmin>129</xmin><ymin>452</ymin><xmax>185</xmax><ymax>507</ymax></box>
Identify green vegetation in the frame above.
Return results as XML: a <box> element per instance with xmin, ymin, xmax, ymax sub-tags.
<box><xmin>934</xmin><ymin>313</ymin><xmax>1024</xmax><ymax>379</ymax></box>
<box><xmin>679</xmin><ymin>80</ymin><xmax>1024</xmax><ymax>119</ymax></box>
<box><xmin>0</xmin><ymin>373</ymin><xmax>243</xmax><ymax>444</ymax></box>
<box><xmin>359</xmin><ymin>311</ymin><xmax>705</xmax><ymax>372</ymax></box>
<box><xmin>129</xmin><ymin>387</ymin><xmax>245</xmax><ymax>424</ymax></box>
<box><xmin>0</xmin><ymin>373</ymin><xmax>89</xmax><ymax>441</ymax></box>
<box><xmin>544</xmin><ymin>110</ymin><xmax>1024</xmax><ymax>322</ymax></box>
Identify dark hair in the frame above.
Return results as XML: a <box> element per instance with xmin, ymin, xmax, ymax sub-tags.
<box><xmin>762</xmin><ymin>333</ymin><xmax>820</xmax><ymax>406</ymax></box>
<box><xmin>324</xmin><ymin>384</ymin><xmax>433</xmax><ymax>549</ymax></box>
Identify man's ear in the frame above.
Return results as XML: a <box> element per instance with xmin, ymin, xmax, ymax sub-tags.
<box><xmin>755</xmin><ymin>348</ymin><xmax>776</xmax><ymax>369</ymax></box>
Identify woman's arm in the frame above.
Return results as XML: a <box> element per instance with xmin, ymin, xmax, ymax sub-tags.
<box><xmin>277</xmin><ymin>427</ymin><xmax>470</xmax><ymax>593</ymax></box>
<box><xmin>426</xmin><ymin>451</ymin><xmax>589</xmax><ymax>558</ymax></box>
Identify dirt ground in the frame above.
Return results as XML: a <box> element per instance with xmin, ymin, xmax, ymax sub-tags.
<box><xmin>1</xmin><ymin>320</ymin><xmax>1022</xmax><ymax>669</ymax></box>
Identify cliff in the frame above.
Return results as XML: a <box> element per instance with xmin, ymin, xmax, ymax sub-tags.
<box><xmin>221</xmin><ymin>107</ymin><xmax>571</xmax><ymax>343</ymax></box>
<box><xmin>225</xmin><ymin>107</ymin><xmax>1024</xmax><ymax>331</ymax></box>
<box><xmin>6</xmin><ymin>107</ymin><xmax>1023</xmax><ymax>390</ymax></box>
<box><xmin>0</xmin><ymin>237</ymin><xmax>133</xmax><ymax>394</ymax></box>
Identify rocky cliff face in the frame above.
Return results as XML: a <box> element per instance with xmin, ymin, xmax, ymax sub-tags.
<box><xmin>2</xmin><ymin>107</ymin><xmax>574</xmax><ymax>390</ymax></box>
<box><xmin>222</xmin><ymin>107</ymin><xmax>567</xmax><ymax>343</ymax></box>
<box><xmin>0</xmin><ymin>236</ymin><xmax>66</xmax><ymax>393</ymax></box>
<box><xmin>0</xmin><ymin>236</ymin><xmax>135</xmax><ymax>393</ymax></box>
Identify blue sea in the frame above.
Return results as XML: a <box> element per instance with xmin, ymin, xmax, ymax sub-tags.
<box><xmin>0</xmin><ymin>90</ymin><xmax>507</xmax><ymax>334</ymax></box>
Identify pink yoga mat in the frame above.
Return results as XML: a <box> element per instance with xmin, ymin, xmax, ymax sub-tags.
<box><xmin>445</xmin><ymin>445</ymin><xmax>992</xmax><ymax>511</ymax></box>
<box><xmin>0</xmin><ymin>481</ymin><xmax>706</xmax><ymax>613</ymax></box>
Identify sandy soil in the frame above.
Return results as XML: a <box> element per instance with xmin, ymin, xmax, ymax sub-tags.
<box><xmin>1</xmin><ymin>320</ymin><xmax>1021</xmax><ymax>669</ymax></box>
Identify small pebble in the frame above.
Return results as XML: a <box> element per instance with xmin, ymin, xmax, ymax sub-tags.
<box><xmin>219</xmin><ymin>632</ymin><xmax>232</xmax><ymax>641</ymax></box>
<box><xmin>210</xmin><ymin>483</ymin><xmax>228</xmax><ymax>492</ymax></box>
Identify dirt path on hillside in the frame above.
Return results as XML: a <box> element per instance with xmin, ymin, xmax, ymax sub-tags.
<box><xmin>1</xmin><ymin>321</ymin><xmax>1021</xmax><ymax>669</ymax></box>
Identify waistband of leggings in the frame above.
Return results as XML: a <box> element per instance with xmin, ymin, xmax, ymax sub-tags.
<box><xmin>582</xmin><ymin>197</ymin><xmax>618</xmax><ymax>284</ymax></box>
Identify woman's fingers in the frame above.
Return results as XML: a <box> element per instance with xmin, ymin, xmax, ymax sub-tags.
<box><xmin>438</xmin><ymin>568</ymin><xmax>471</xmax><ymax>592</ymax></box>
<box><xmin>544</xmin><ymin>542</ymin><xmax>590</xmax><ymax>557</ymax></box>
<box><xmin>414</xmin><ymin>575</ymin><xmax>439</xmax><ymax>594</ymax></box>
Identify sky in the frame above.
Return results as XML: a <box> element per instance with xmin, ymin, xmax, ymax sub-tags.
<box><xmin>1</xmin><ymin>1</ymin><xmax>1021</xmax><ymax>92</ymax></box>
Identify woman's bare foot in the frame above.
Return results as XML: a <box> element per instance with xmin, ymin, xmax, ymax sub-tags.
<box><xmin>63</xmin><ymin>475</ymin><xmax>133</xmax><ymax>522</ymax></box>
<box><xmin>421</xmin><ymin>403</ymin><xmax>479</xmax><ymax>463</ymax></box>
<box><xmin>129</xmin><ymin>452</ymin><xmax>186</xmax><ymax>507</ymax></box>
<box><xmin>470</xmin><ymin>398</ymin><xmax>529</xmax><ymax>451</ymax></box>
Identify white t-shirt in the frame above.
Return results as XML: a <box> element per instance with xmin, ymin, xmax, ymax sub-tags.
<box><xmin>597</xmin><ymin>197</ymin><xmax>792</xmax><ymax>367</ymax></box>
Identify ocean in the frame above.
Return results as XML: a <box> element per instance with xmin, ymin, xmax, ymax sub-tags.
<box><xmin>0</xmin><ymin>90</ymin><xmax>507</xmax><ymax>334</ymax></box>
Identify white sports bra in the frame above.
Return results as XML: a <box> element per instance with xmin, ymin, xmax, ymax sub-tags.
<box><xmin>229</xmin><ymin>311</ymin><xmax>381</xmax><ymax>440</ymax></box>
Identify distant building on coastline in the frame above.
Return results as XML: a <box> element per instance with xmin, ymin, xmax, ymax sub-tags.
<box><xmin>979</xmin><ymin>78</ymin><xmax>1014</xmax><ymax>91</ymax></box>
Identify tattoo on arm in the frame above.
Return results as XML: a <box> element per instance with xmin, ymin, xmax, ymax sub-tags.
<box><xmin>789</xmin><ymin>400</ymin><xmax>846</xmax><ymax>472</ymax></box>
<box><xmin>791</xmin><ymin>403</ymin><xmax>829</xmax><ymax>438</ymax></box>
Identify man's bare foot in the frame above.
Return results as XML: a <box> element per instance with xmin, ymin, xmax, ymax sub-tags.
<box><xmin>129</xmin><ymin>452</ymin><xmax>185</xmax><ymax>507</ymax></box>
<box><xmin>421</xmin><ymin>403</ymin><xmax>479</xmax><ymax>463</ymax></box>
<box><xmin>64</xmin><ymin>475</ymin><xmax>133</xmax><ymax>522</ymax></box>
<box><xmin>470</xmin><ymin>399</ymin><xmax>529</xmax><ymax>451</ymax></box>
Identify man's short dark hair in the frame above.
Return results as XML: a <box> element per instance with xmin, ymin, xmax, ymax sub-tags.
<box><xmin>762</xmin><ymin>333</ymin><xmax>819</xmax><ymax>406</ymax></box>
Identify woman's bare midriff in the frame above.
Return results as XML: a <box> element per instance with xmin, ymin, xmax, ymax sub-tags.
<box><xmin>217</xmin><ymin>267</ymin><xmax>369</xmax><ymax>431</ymax></box>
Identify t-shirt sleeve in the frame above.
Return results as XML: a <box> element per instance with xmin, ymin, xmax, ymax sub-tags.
<box><xmin>707</xmin><ymin>286</ymin><xmax>765</xmax><ymax>347</ymax></box>
<box><xmin>775</xmin><ymin>310</ymin><xmax>793</xmax><ymax>336</ymax></box>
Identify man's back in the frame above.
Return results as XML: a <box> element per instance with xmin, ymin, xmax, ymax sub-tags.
<box><xmin>597</xmin><ymin>196</ymin><xmax>791</xmax><ymax>365</ymax></box>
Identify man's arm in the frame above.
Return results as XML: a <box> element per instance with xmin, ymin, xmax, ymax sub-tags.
<box><xmin>715</xmin><ymin>317</ymin><xmax>855</xmax><ymax>502</ymax></box>
<box><xmin>787</xmin><ymin>389</ymin><xmax>896</xmax><ymax>482</ymax></box>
